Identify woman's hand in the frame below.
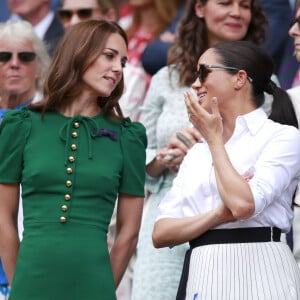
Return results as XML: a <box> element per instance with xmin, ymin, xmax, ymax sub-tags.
<box><xmin>156</xmin><ymin>127</ymin><xmax>202</xmax><ymax>172</ymax></box>
<box><xmin>168</xmin><ymin>127</ymin><xmax>202</xmax><ymax>153</ymax></box>
<box><xmin>184</xmin><ymin>92</ymin><xmax>223</xmax><ymax>145</ymax></box>
<box><xmin>156</xmin><ymin>147</ymin><xmax>181</xmax><ymax>172</ymax></box>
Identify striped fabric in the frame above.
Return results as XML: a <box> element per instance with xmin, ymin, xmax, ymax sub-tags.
<box><xmin>185</xmin><ymin>242</ymin><xmax>300</xmax><ymax>300</ymax></box>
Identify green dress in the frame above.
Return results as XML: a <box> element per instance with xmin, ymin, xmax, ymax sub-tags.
<box><xmin>0</xmin><ymin>108</ymin><xmax>146</xmax><ymax>300</ymax></box>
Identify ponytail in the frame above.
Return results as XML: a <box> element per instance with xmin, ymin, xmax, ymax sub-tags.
<box><xmin>266</xmin><ymin>81</ymin><xmax>298</xmax><ymax>128</ymax></box>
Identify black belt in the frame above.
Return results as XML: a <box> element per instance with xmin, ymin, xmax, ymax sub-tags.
<box><xmin>190</xmin><ymin>226</ymin><xmax>281</xmax><ymax>249</ymax></box>
<box><xmin>176</xmin><ymin>227</ymin><xmax>281</xmax><ymax>300</ymax></box>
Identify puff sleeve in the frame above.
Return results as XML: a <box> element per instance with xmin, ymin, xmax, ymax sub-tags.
<box><xmin>0</xmin><ymin>108</ymin><xmax>31</xmax><ymax>183</ymax></box>
<box><xmin>119</xmin><ymin>119</ymin><xmax>147</xmax><ymax>197</ymax></box>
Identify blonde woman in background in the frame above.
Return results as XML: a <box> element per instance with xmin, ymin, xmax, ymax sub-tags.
<box><xmin>0</xmin><ymin>19</ymin><xmax>50</xmax><ymax>300</ymax></box>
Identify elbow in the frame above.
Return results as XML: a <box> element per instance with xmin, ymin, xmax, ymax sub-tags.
<box><xmin>152</xmin><ymin>224</ymin><xmax>169</xmax><ymax>248</ymax></box>
<box><xmin>231</xmin><ymin>202</ymin><xmax>255</xmax><ymax>220</ymax></box>
<box><xmin>152</xmin><ymin>229</ymin><xmax>164</xmax><ymax>248</ymax></box>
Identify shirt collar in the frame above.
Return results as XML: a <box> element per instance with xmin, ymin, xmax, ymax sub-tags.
<box><xmin>34</xmin><ymin>11</ymin><xmax>54</xmax><ymax>40</ymax></box>
<box><xmin>236</xmin><ymin>107</ymin><xmax>268</xmax><ymax>135</ymax></box>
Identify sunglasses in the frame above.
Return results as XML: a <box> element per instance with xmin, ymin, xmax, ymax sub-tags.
<box><xmin>0</xmin><ymin>51</ymin><xmax>36</xmax><ymax>63</ymax></box>
<box><xmin>290</xmin><ymin>16</ymin><xmax>300</xmax><ymax>30</ymax></box>
<box><xmin>195</xmin><ymin>64</ymin><xmax>253</xmax><ymax>83</ymax></box>
<box><xmin>57</xmin><ymin>8</ymin><xmax>100</xmax><ymax>22</ymax></box>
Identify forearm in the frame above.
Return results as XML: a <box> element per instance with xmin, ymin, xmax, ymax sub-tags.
<box><xmin>210</xmin><ymin>142</ymin><xmax>254</xmax><ymax>219</ymax></box>
<box><xmin>0</xmin><ymin>226</ymin><xmax>19</xmax><ymax>284</ymax></box>
<box><xmin>109</xmin><ymin>233</ymin><xmax>138</xmax><ymax>287</ymax></box>
<box><xmin>152</xmin><ymin>207</ymin><xmax>230</xmax><ymax>248</ymax></box>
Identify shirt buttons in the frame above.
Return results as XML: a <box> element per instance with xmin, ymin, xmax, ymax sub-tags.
<box><xmin>66</xmin><ymin>167</ymin><xmax>73</xmax><ymax>174</ymax></box>
<box><xmin>73</xmin><ymin>122</ymin><xmax>80</xmax><ymax>128</ymax></box>
<box><xmin>66</xmin><ymin>180</ymin><xmax>72</xmax><ymax>187</ymax></box>
<box><xmin>61</xmin><ymin>205</ymin><xmax>68</xmax><ymax>212</ymax></box>
<box><xmin>72</xmin><ymin>132</ymin><xmax>78</xmax><ymax>138</ymax></box>
<box><xmin>65</xmin><ymin>194</ymin><xmax>71</xmax><ymax>201</ymax></box>
<box><xmin>68</xmin><ymin>156</ymin><xmax>75</xmax><ymax>163</ymax></box>
<box><xmin>60</xmin><ymin>216</ymin><xmax>67</xmax><ymax>223</ymax></box>
<box><xmin>70</xmin><ymin>144</ymin><xmax>77</xmax><ymax>151</ymax></box>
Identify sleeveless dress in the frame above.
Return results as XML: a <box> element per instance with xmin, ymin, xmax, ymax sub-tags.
<box><xmin>0</xmin><ymin>108</ymin><xmax>146</xmax><ymax>300</ymax></box>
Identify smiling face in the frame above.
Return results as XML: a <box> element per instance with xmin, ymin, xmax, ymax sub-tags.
<box><xmin>289</xmin><ymin>7</ymin><xmax>300</xmax><ymax>62</ymax></box>
<box><xmin>82</xmin><ymin>33</ymin><xmax>127</xmax><ymax>98</ymax></box>
<box><xmin>0</xmin><ymin>39</ymin><xmax>38</xmax><ymax>104</ymax></box>
<box><xmin>196</xmin><ymin>0</ymin><xmax>252</xmax><ymax>47</ymax></box>
<box><xmin>191</xmin><ymin>48</ymin><xmax>237</xmax><ymax>113</ymax></box>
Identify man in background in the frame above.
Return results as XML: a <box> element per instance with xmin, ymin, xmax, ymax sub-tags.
<box><xmin>7</xmin><ymin>0</ymin><xmax>64</xmax><ymax>56</ymax></box>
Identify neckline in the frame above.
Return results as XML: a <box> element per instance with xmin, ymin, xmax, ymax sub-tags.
<box><xmin>55</xmin><ymin>110</ymin><xmax>105</xmax><ymax>120</ymax></box>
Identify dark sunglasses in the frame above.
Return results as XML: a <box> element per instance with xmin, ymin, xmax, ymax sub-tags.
<box><xmin>57</xmin><ymin>8</ymin><xmax>98</xmax><ymax>22</ymax></box>
<box><xmin>0</xmin><ymin>51</ymin><xmax>36</xmax><ymax>63</ymax></box>
<box><xmin>290</xmin><ymin>16</ymin><xmax>300</xmax><ymax>30</ymax></box>
<box><xmin>195</xmin><ymin>64</ymin><xmax>253</xmax><ymax>83</ymax></box>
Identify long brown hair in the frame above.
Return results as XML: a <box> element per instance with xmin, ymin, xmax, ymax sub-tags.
<box><xmin>168</xmin><ymin>0</ymin><xmax>267</xmax><ymax>87</ymax></box>
<box><xmin>126</xmin><ymin>0</ymin><xmax>180</xmax><ymax>39</ymax></box>
<box><xmin>31</xmin><ymin>20</ymin><xmax>128</xmax><ymax>118</ymax></box>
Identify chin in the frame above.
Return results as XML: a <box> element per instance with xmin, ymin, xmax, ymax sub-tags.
<box><xmin>99</xmin><ymin>89</ymin><xmax>113</xmax><ymax>98</ymax></box>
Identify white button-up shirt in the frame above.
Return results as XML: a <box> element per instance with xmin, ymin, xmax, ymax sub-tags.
<box><xmin>157</xmin><ymin>108</ymin><xmax>300</xmax><ymax>232</ymax></box>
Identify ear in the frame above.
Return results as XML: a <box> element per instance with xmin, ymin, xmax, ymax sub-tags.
<box><xmin>234</xmin><ymin>70</ymin><xmax>248</xmax><ymax>90</ymax></box>
<box><xmin>194</xmin><ymin>0</ymin><xmax>205</xmax><ymax>18</ymax></box>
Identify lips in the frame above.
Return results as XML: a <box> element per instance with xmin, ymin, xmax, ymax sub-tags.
<box><xmin>225</xmin><ymin>22</ymin><xmax>243</xmax><ymax>30</ymax></box>
<box><xmin>294</xmin><ymin>43</ymin><xmax>300</xmax><ymax>50</ymax></box>
<box><xmin>7</xmin><ymin>75</ymin><xmax>22</xmax><ymax>81</ymax></box>
<box><xmin>197</xmin><ymin>92</ymin><xmax>207</xmax><ymax>104</ymax></box>
<box><xmin>104</xmin><ymin>76</ymin><xmax>117</xmax><ymax>85</ymax></box>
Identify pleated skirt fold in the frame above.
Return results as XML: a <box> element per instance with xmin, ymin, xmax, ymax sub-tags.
<box><xmin>186</xmin><ymin>242</ymin><xmax>300</xmax><ymax>300</ymax></box>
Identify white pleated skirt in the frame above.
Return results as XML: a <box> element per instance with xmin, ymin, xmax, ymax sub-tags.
<box><xmin>185</xmin><ymin>242</ymin><xmax>300</xmax><ymax>300</ymax></box>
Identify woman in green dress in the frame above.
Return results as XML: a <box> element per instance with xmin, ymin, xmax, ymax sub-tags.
<box><xmin>0</xmin><ymin>20</ymin><xmax>147</xmax><ymax>300</ymax></box>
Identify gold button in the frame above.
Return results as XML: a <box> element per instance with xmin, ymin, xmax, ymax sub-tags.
<box><xmin>73</xmin><ymin>122</ymin><xmax>80</xmax><ymax>128</ymax></box>
<box><xmin>65</xmin><ymin>194</ymin><xmax>71</xmax><ymax>201</ymax></box>
<box><xmin>72</xmin><ymin>132</ymin><xmax>78</xmax><ymax>138</ymax></box>
<box><xmin>66</xmin><ymin>167</ymin><xmax>72</xmax><ymax>174</ymax></box>
<box><xmin>61</xmin><ymin>205</ymin><xmax>68</xmax><ymax>212</ymax></box>
<box><xmin>66</xmin><ymin>180</ymin><xmax>72</xmax><ymax>187</ymax></box>
<box><xmin>70</xmin><ymin>144</ymin><xmax>77</xmax><ymax>151</ymax></box>
<box><xmin>60</xmin><ymin>216</ymin><xmax>67</xmax><ymax>223</ymax></box>
<box><xmin>68</xmin><ymin>156</ymin><xmax>75</xmax><ymax>163</ymax></box>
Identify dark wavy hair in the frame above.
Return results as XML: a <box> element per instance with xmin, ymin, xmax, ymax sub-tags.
<box><xmin>168</xmin><ymin>0</ymin><xmax>267</xmax><ymax>87</ymax></box>
<box><xmin>31</xmin><ymin>20</ymin><xmax>128</xmax><ymax>119</ymax></box>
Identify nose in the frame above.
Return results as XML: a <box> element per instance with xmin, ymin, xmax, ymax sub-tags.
<box><xmin>191</xmin><ymin>77</ymin><xmax>201</xmax><ymax>90</ymax></box>
<box><xmin>229</xmin><ymin>3</ymin><xmax>241</xmax><ymax>17</ymax></box>
<box><xmin>112</xmin><ymin>60</ymin><xmax>123</xmax><ymax>73</ymax></box>
<box><xmin>69</xmin><ymin>14</ymin><xmax>82</xmax><ymax>26</ymax></box>
<box><xmin>9</xmin><ymin>53</ymin><xmax>21</xmax><ymax>68</ymax></box>
<box><xmin>289</xmin><ymin>22</ymin><xmax>299</xmax><ymax>38</ymax></box>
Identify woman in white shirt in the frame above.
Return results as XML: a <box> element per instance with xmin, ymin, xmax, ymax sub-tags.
<box><xmin>153</xmin><ymin>40</ymin><xmax>300</xmax><ymax>300</ymax></box>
